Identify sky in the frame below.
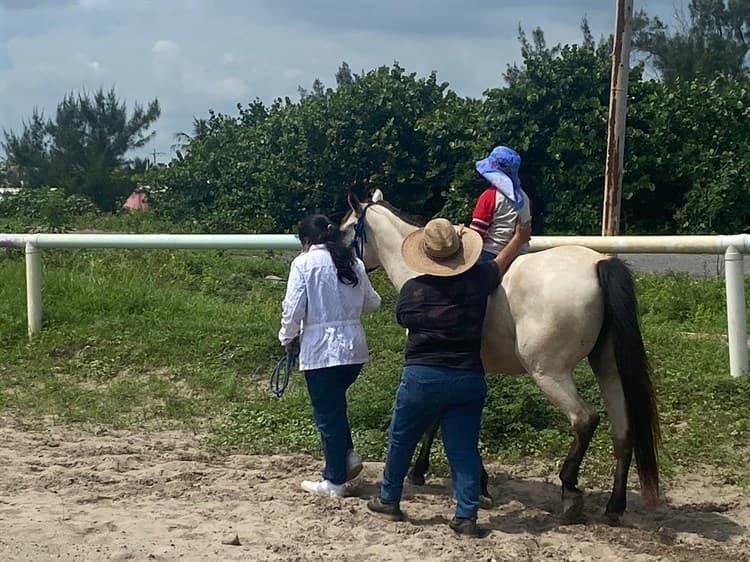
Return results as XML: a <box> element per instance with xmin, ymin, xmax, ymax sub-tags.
<box><xmin>0</xmin><ymin>0</ymin><xmax>679</xmax><ymax>162</ymax></box>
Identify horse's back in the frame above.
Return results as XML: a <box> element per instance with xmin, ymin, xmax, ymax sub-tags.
<box><xmin>482</xmin><ymin>246</ymin><xmax>605</xmax><ymax>375</ymax></box>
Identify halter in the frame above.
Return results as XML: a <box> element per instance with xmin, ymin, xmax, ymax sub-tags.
<box><xmin>351</xmin><ymin>202</ymin><xmax>381</xmax><ymax>273</ymax></box>
<box><xmin>352</xmin><ymin>202</ymin><xmax>374</xmax><ymax>263</ymax></box>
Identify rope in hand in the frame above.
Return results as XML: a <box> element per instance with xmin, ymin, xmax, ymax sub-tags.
<box><xmin>269</xmin><ymin>352</ymin><xmax>298</xmax><ymax>398</ymax></box>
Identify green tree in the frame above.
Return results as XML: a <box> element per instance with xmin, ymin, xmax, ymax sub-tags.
<box><xmin>1</xmin><ymin>109</ymin><xmax>52</xmax><ymax>188</ymax></box>
<box><xmin>150</xmin><ymin>64</ymin><xmax>476</xmax><ymax>232</ymax></box>
<box><xmin>171</xmin><ymin>117</ymin><xmax>210</xmax><ymax>153</ymax></box>
<box><xmin>638</xmin><ymin>77</ymin><xmax>750</xmax><ymax>233</ymax></box>
<box><xmin>633</xmin><ymin>0</ymin><xmax>750</xmax><ymax>81</ymax></box>
<box><xmin>483</xmin><ymin>22</ymin><xmax>750</xmax><ymax>234</ymax></box>
<box><xmin>481</xmin><ymin>26</ymin><xmax>626</xmax><ymax>233</ymax></box>
<box><xmin>3</xmin><ymin>88</ymin><xmax>160</xmax><ymax>211</ymax></box>
<box><xmin>335</xmin><ymin>61</ymin><xmax>354</xmax><ymax>86</ymax></box>
<box><xmin>150</xmin><ymin>21</ymin><xmax>750</xmax><ymax>235</ymax></box>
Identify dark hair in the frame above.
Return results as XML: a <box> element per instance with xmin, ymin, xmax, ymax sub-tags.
<box><xmin>298</xmin><ymin>214</ymin><xmax>359</xmax><ymax>286</ymax></box>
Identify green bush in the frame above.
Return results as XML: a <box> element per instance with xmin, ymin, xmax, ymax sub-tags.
<box><xmin>0</xmin><ymin>187</ymin><xmax>99</xmax><ymax>232</ymax></box>
<box><xmin>636</xmin><ymin>272</ymin><xmax>731</xmax><ymax>330</ymax></box>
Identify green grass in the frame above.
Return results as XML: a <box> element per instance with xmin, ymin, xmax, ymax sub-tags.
<box><xmin>0</xmin><ymin>247</ymin><xmax>293</xmax><ymax>429</ymax></box>
<box><xmin>0</xmin><ymin>245</ymin><xmax>749</xmax><ymax>489</ymax></box>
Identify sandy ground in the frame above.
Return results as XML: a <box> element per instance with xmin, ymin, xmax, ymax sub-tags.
<box><xmin>0</xmin><ymin>419</ymin><xmax>748</xmax><ymax>562</ymax></box>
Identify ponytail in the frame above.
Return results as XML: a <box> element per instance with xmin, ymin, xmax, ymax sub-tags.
<box><xmin>298</xmin><ymin>214</ymin><xmax>359</xmax><ymax>286</ymax></box>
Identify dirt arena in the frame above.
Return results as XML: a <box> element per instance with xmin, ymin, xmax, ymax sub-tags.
<box><xmin>0</xmin><ymin>419</ymin><xmax>747</xmax><ymax>561</ymax></box>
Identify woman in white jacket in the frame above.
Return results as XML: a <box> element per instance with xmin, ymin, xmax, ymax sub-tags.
<box><xmin>279</xmin><ymin>214</ymin><xmax>381</xmax><ymax>498</ymax></box>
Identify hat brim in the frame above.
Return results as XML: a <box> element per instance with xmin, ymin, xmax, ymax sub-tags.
<box><xmin>401</xmin><ymin>226</ymin><xmax>483</xmax><ymax>277</ymax></box>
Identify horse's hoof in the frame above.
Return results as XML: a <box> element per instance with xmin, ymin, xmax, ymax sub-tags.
<box><xmin>479</xmin><ymin>494</ymin><xmax>494</xmax><ymax>510</ymax></box>
<box><xmin>604</xmin><ymin>510</ymin><xmax>623</xmax><ymax>526</ymax></box>
<box><xmin>407</xmin><ymin>469</ymin><xmax>426</xmax><ymax>486</ymax></box>
<box><xmin>561</xmin><ymin>488</ymin><xmax>585</xmax><ymax>524</ymax></box>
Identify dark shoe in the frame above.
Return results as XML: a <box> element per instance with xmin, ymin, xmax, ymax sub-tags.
<box><xmin>367</xmin><ymin>496</ymin><xmax>404</xmax><ymax>521</ymax></box>
<box><xmin>449</xmin><ymin>517</ymin><xmax>481</xmax><ymax>537</ymax></box>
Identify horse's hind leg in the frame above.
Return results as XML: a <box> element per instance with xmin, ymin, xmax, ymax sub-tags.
<box><xmin>530</xmin><ymin>370</ymin><xmax>600</xmax><ymax>523</ymax></box>
<box><xmin>408</xmin><ymin>419</ymin><xmax>439</xmax><ymax>486</ymax></box>
<box><xmin>589</xmin><ymin>337</ymin><xmax>632</xmax><ymax>524</ymax></box>
<box><xmin>479</xmin><ymin>460</ymin><xmax>493</xmax><ymax>509</ymax></box>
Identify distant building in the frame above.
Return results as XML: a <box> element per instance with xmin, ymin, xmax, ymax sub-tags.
<box><xmin>0</xmin><ymin>187</ymin><xmax>21</xmax><ymax>200</ymax></box>
<box><xmin>122</xmin><ymin>188</ymin><xmax>148</xmax><ymax>211</ymax></box>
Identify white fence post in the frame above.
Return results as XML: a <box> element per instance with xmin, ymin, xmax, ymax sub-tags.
<box><xmin>24</xmin><ymin>242</ymin><xmax>42</xmax><ymax>338</ymax></box>
<box><xmin>724</xmin><ymin>246</ymin><xmax>748</xmax><ymax>378</ymax></box>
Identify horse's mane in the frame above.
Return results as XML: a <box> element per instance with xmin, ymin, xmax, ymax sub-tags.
<box><xmin>369</xmin><ymin>200</ymin><xmax>426</xmax><ymax>227</ymax></box>
<box><xmin>341</xmin><ymin>196</ymin><xmax>426</xmax><ymax>228</ymax></box>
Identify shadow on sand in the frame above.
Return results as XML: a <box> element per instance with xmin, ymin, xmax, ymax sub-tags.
<box><xmin>350</xmin><ymin>471</ymin><xmax>746</xmax><ymax>543</ymax></box>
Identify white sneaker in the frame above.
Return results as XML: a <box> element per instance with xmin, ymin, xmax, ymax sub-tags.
<box><xmin>301</xmin><ymin>479</ymin><xmax>346</xmax><ymax>497</ymax></box>
<box><xmin>346</xmin><ymin>449</ymin><xmax>363</xmax><ymax>482</ymax></box>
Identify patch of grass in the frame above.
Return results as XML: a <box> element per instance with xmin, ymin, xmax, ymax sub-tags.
<box><xmin>0</xmin><ymin>247</ymin><xmax>294</xmax><ymax>430</ymax></box>
<box><xmin>637</xmin><ymin>272</ymin><xmax>732</xmax><ymax>332</ymax></box>
<box><xmin>1</xmin><ymin>250</ymin><xmax>748</xmax><ymax>489</ymax></box>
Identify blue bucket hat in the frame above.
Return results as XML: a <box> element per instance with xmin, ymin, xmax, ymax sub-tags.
<box><xmin>475</xmin><ymin>146</ymin><xmax>524</xmax><ymax>209</ymax></box>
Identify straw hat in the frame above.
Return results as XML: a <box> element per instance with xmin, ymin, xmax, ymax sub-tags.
<box><xmin>401</xmin><ymin>218</ymin><xmax>483</xmax><ymax>277</ymax></box>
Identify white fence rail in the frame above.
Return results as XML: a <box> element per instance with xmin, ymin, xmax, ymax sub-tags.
<box><xmin>2</xmin><ymin>232</ymin><xmax>748</xmax><ymax>378</ymax></box>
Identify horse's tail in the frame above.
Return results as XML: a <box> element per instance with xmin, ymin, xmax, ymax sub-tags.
<box><xmin>596</xmin><ymin>257</ymin><xmax>660</xmax><ymax>506</ymax></box>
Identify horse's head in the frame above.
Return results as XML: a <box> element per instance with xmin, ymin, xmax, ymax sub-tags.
<box><xmin>340</xmin><ymin>189</ymin><xmax>384</xmax><ymax>272</ymax></box>
<box><xmin>341</xmin><ymin>189</ymin><xmax>423</xmax><ymax>288</ymax></box>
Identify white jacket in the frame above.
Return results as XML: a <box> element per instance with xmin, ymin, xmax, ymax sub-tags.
<box><xmin>278</xmin><ymin>245</ymin><xmax>381</xmax><ymax>371</ymax></box>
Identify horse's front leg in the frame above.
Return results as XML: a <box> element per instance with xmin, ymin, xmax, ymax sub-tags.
<box><xmin>408</xmin><ymin>419</ymin><xmax>439</xmax><ymax>486</ymax></box>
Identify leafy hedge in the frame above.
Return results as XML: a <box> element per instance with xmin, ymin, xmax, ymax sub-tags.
<box><xmin>146</xmin><ymin>41</ymin><xmax>750</xmax><ymax>235</ymax></box>
<box><xmin>5</xmin><ymin>37</ymin><xmax>747</xmax><ymax>236</ymax></box>
<box><xmin>0</xmin><ymin>187</ymin><xmax>99</xmax><ymax>232</ymax></box>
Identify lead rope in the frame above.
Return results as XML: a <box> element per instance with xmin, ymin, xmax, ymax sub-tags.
<box><xmin>269</xmin><ymin>352</ymin><xmax>298</xmax><ymax>398</ymax></box>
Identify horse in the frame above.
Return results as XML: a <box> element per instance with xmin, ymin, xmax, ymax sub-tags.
<box><xmin>340</xmin><ymin>189</ymin><xmax>660</xmax><ymax>523</ymax></box>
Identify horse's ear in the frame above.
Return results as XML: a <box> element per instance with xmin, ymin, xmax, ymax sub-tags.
<box><xmin>372</xmin><ymin>189</ymin><xmax>384</xmax><ymax>203</ymax></box>
<box><xmin>347</xmin><ymin>192</ymin><xmax>362</xmax><ymax>214</ymax></box>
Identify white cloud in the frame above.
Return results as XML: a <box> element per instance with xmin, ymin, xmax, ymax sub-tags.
<box><xmin>78</xmin><ymin>0</ymin><xmax>110</xmax><ymax>9</ymax></box>
<box><xmin>0</xmin><ymin>0</ymin><xmax>74</xmax><ymax>10</ymax></box>
<box><xmin>151</xmin><ymin>39</ymin><xmax>180</xmax><ymax>59</ymax></box>
<box><xmin>1</xmin><ymin>0</ymin><xmax>682</xmax><ymax>162</ymax></box>
<box><xmin>283</xmin><ymin>68</ymin><xmax>302</xmax><ymax>80</ymax></box>
<box><xmin>204</xmin><ymin>77</ymin><xmax>249</xmax><ymax>100</ymax></box>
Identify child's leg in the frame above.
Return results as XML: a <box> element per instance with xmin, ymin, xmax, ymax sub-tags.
<box><xmin>478</xmin><ymin>250</ymin><xmax>497</xmax><ymax>263</ymax></box>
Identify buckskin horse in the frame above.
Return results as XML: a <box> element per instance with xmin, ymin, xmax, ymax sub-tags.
<box><xmin>341</xmin><ymin>189</ymin><xmax>660</xmax><ymax>523</ymax></box>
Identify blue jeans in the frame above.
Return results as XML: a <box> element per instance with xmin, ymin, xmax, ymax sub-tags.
<box><xmin>304</xmin><ymin>363</ymin><xmax>363</xmax><ymax>485</ymax></box>
<box><xmin>479</xmin><ymin>250</ymin><xmax>497</xmax><ymax>263</ymax></box>
<box><xmin>380</xmin><ymin>364</ymin><xmax>487</xmax><ymax>519</ymax></box>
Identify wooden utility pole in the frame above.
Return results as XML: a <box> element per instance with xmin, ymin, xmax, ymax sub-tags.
<box><xmin>602</xmin><ymin>0</ymin><xmax>633</xmax><ymax>236</ymax></box>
